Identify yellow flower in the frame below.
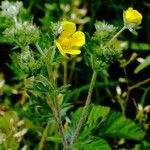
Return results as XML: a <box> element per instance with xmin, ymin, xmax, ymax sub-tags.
<box><xmin>124</xmin><ymin>7</ymin><xmax>142</xmax><ymax>26</ymax></box>
<box><xmin>55</xmin><ymin>21</ymin><xmax>85</xmax><ymax>56</ymax></box>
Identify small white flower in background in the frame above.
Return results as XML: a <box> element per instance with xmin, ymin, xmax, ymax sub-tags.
<box><xmin>71</xmin><ymin>13</ymin><xmax>77</xmax><ymax>20</ymax></box>
<box><xmin>144</xmin><ymin>105</ymin><xmax>150</xmax><ymax>113</ymax></box>
<box><xmin>122</xmin><ymin>92</ymin><xmax>127</xmax><ymax>98</ymax></box>
<box><xmin>66</xmin><ymin>116</ymin><xmax>71</xmax><ymax>124</ymax></box>
<box><xmin>17</xmin><ymin>120</ymin><xmax>25</xmax><ymax>127</ymax></box>
<box><xmin>10</xmin><ymin>118</ymin><xmax>14</xmax><ymax>124</ymax></box>
<box><xmin>0</xmin><ymin>0</ymin><xmax>22</xmax><ymax>18</ymax></box>
<box><xmin>13</xmin><ymin>128</ymin><xmax>28</xmax><ymax>138</ymax></box>
<box><xmin>0</xmin><ymin>80</ymin><xmax>5</xmax><ymax>89</ymax></box>
<box><xmin>119</xmin><ymin>77</ymin><xmax>126</xmax><ymax>83</ymax></box>
<box><xmin>60</xmin><ymin>4</ymin><xmax>70</xmax><ymax>13</ymax></box>
<box><xmin>137</xmin><ymin>57</ymin><xmax>145</xmax><ymax>63</ymax></box>
<box><xmin>21</xmin><ymin>145</ymin><xmax>27</xmax><ymax>150</ymax></box>
<box><xmin>0</xmin><ymin>133</ymin><xmax>5</xmax><ymax>144</ymax></box>
<box><xmin>0</xmin><ymin>111</ymin><xmax>5</xmax><ymax>115</ymax></box>
<box><xmin>12</xmin><ymin>89</ymin><xmax>18</xmax><ymax>94</ymax></box>
<box><xmin>120</xmin><ymin>41</ymin><xmax>127</xmax><ymax>49</ymax></box>
<box><xmin>138</xmin><ymin>104</ymin><xmax>143</xmax><ymax>112</ymax></box>
<box><xmin>116</xmin><ymin>85</ymin><xmax>122</xmax><ymax>96</ymax></box>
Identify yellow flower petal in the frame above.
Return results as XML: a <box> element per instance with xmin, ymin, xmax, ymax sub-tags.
<box><xmin>124</xmin><ymin>7</ymin><xmax>142</xmax><ymax>25</ymax></box>
<box><xmin>55</xmin><ymin>21</ymin><xmax>85</xmax><ymax>56</ymax></box>
<box><xmin>71</xmin><ymin>31</ymin><xmax>85</xmax><ymax>47</ymax></box>
<box><xmin>61</xmin><ymin>21</ymin><xmax>76</xmax><ymax>36</ymax></box>
<box><xmin>64</xmin><ymin>49</ymin><xmax>81</xmax><ymax>55</ymax></box>
<box><xmin>55</xmin><ymin>41</ymin><xmax>66</xmax><ymax>56</ymax></box>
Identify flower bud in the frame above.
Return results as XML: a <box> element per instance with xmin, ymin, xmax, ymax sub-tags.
<box><xmin>123</xmin><ymin>7</ymin><xmax>142</xmax><ymax>28</ymax></box>
<box><xmin>1</xmin><ymin>1</ymin><xmax>22</xmax><ymax>18</ymax></box>
<box><xmin>4</xmin><ymin>22</ymin><xmax>40</xmax><ymax>47</ymax></box>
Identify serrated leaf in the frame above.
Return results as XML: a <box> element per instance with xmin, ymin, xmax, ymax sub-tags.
<box><xmin>70</xmin><ymin>107</ymin><xmax>83</xmax><ymax>129</ymax></box>
<box><xmin>66</xmin><ymin>107</ymin><xmax>84</xmax><ymax>142</ymax></box>
<box><xmin>86</xmin><ymin>105</ymin><xmax>110</xmax><ymax>129</ymax></box>
<box><xmin>67</xmin><ymin>105</ymin><xmax>110</xmax><ymax>142</ymax></box>
<box><xmin>99</xmin><ymin>111</ymin><xmax>145</xmax><ymax>141</ymax></box>
<box><xmin>134</xmin><ymin>56</ymin><xmax>150</xmax><ymax>74</ymax></box>
<box><xmin>60</xmin><ymin>102</ymin><xmax>73</xmax><ymax>117</ymax></box>
<box><xmin>75</xmin><ymin>136</ymin><xmax>111</xmax><ymax>150</ymax></box>
<box><xmin>83</xmin><ymin>137</ymin><xmax>111</xmax><ymax>150</ymax></box>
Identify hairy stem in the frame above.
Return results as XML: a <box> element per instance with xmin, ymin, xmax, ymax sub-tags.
<box><xmin>36</xmin><ymin>43</ymin><xmax>67</xmax><ymax>147</ymax></box>
<box><xmin>68</xmin><ymin>60</ymin><xmax>76</xmax><ymax>83</ymax></box>
<box><xmin>70</xmin><ymin>71</ymin><xmax>97</xmax><ymax>145</ymax></box>
<box><xmin>63</xmin><ymin>60</ymin><xmax>68</xmax><ymax>85</ymax></box>
<box><xmin>46</xmin><ymin>94</ymin><xmax>68</xmax><ymax>147</ymax></box>
<box><xmin>36</xmin><ymin>43</ymin><xmax>55</xmax><ymax>86</ymax></box>
<box><xmin>108</xmin><ymin>26</ymin><xmax>126</xmax><ymax>45</ymax></box>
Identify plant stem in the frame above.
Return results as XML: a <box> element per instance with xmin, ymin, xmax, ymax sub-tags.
<box><xmin>39</xmin><ymin>123</ymin><xmax>50</xmax><ymax>150</ymax></box>
<box><xmin>68</xmin><ymin>60</ymin><xmax>76</xmax><ymax>83</ymax></box>
<box><xmin>46</xmin><ymin>94</ymin><xmax>68</xmax><ymax>147</ymax></box>
<box><xmin>70</xmin><ymin>71</ymin><xmax>97</xmax><ymax>145</ymax></box>
<box><xmin>63</xmin><ymin>60</ymin><xmax>68</xmax><ymax>85</ymax></box>
<box><xmin>36</xmin><ymin>43</ymin><xmax>55</xmax><ymax>86</ymax></box>
<box><xmin>141</xmin><ymin>88</ymin><xmax>150</xmax><ymax>106</ymax></box>
<box><xmin>13</xmin><ymin>17</ymin><xmax>19</xmax><ymax>29</ymax></box>
<box><xmin>46</xmin><ymin>47</ymin><xmax>56</xmax><ymax>87</ymax></box>
<box><xmin>36</xmin><ymin>43</ymin><xmax>67</xmax><ymax>147</ymax></box>
<box><xmin>107</xmin><ymin>26</ymin><xmax>126</xmax><ymax>45</ymax></box>
<box><xmin>128</xmin><ymin>77</ymin><xmax>150</xmax><ymax>91</ymax></box>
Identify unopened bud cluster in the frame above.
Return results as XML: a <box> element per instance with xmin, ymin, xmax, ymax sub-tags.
<box><xmin>1</xmin><ymin>1</ymin><xmax>22</xmax><ymax>18</ymax></box>
<box><xmin>85</xmin><ymin>21</ymin><xmax>121</xmax><ymax>74</ymax></box>
<box><xmin>4</xmin><ymin>22</ymin><xmax>40</xmax><ymax>47</ymax></box>
<box><xmin>1</xmin><ymin>1</ymin><xmax>40</xmax><ymax>47</ymax></box>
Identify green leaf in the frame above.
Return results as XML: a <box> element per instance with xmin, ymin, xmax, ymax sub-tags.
<box><xmin>99</xmin><ymin>111</ymin><xmax>145</xmax><ymax>141</ymax></box>
<box><xmin>133</xmin><ymin>141</ymin><xmax>150</xmax><ymax>150</ymax></box>
<box><xmin>64</xmin><ymin>148</ymin><xmax>79</xmax><ymax>150</ymax></box>
<box><xmin>128</xmin><ymin>28</ymin><xmax>138</xmax><ymax>36</ymax></box>
<box><xmin>134</xmin><ymin>56</ymin><xmax>150</xmax><ymax>74</ymax></box>
<box><xmin>66</xmin><ymin>105</ymin><xmax>110</xmax><ymax>144</ymax></box>
<box><xmin>131</xmin><ymin>42</ymin><xmax>150</xmax><ymax>51</ymax></box>
<box><xmin>83</xmin><ymin>137</ymin><xmax>112</xmax><ymax>150</ymax></box>
<box><xmin>77</xmin><ymin>105</ymin><xmax>110</xmax><ymax>139</ymax></box>
<box><xmin>60</xmin><ymin>102</ymin><xmax>73</xmax><ymax>117</ymax></box>
<box><xmin>74</xmin><ymin>136</ymin><xmax>111</xmax><ymax>150</ymax></box>
<box><xmin>86</xmin><ymin>105</ymin><xmax>110</xmax><ymax>130</ymax></box>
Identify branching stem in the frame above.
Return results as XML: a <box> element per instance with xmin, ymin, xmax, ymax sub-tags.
<box><xmin>36</xmin><ymin>43</ymin><xmax>68</xmax><ymax>147</ymax></box>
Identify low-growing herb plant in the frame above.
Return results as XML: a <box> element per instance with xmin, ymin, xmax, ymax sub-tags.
<box><xmin>0</xmin><ymin>1</ymin><xmax>149</xmax><ymax>150</ymax></box>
